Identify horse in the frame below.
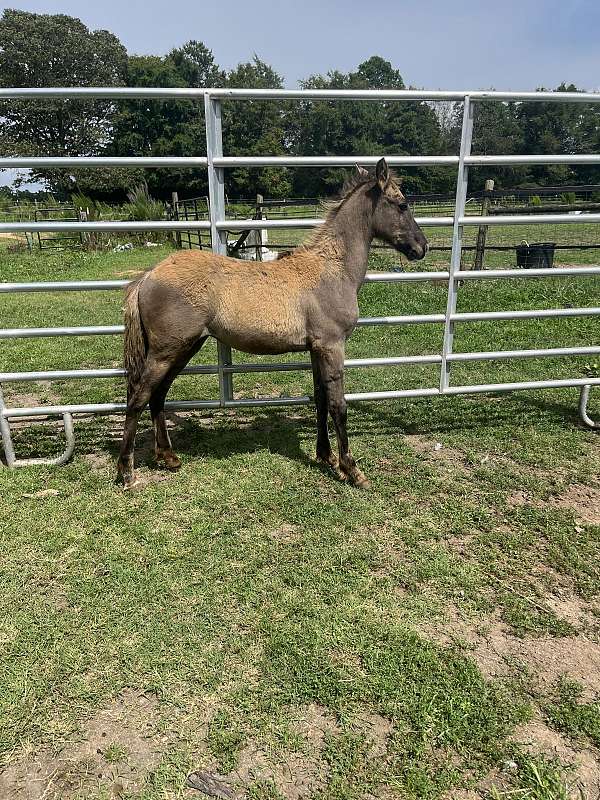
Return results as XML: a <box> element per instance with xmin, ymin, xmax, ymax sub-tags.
<box><xmin>118</xmin><ymin>158</ymin><xmax>428</xmax><ymax>489</ymax></box>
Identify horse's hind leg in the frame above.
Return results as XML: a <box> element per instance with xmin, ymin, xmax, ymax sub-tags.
<box><xmin>117</xmin><ymin>354</ymin><xmax>173</xmax><ymax>489</ymax></box>
<box><xmin>150</xmin><ymin>337</ymin><xmax>208</xmax><ymax>470</ymax></box>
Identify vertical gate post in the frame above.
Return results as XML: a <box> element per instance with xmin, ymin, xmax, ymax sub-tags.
<box><xmin>473</xmin><ymin>178</ymin><xmax>494</xmax><ymax>270</ymax></box>
<box><xmin>204</xmin><ymin>92</ymin><xmax>233</xmax><ymax>405</ymax></box>
<box><xmin>440</xmin><ymin>95</ymin><xmax>475</xmax><ymax>393</ymax></box>
<box><xmin>0</xmin><ymin>386</ymin><xmax>17</xmax><ymax>467</ymax></box>
<box><xmin>255</xmin><ymin>193</ymin><xmax>264</xmax><ymax>261</ymax></box>
<box><xmin>171</xmin><ymin>191</ymin><xmax>182</xmax><ymax>249</ymax></box>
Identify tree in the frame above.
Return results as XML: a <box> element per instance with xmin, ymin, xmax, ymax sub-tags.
<box><xmin>290</xmin><ymin>56</ymin><xmax>448</xmax><ymax>196</ymax></box>
<box><xmin>108</xmin><ymin>43</ymin><xmax>224</xmax><ymax>198</ymax></box>
<box><xmin>221</xmin><ymin>56</ymin><xmax>292</xmax><ymax>198</ymax></box>
<box><xmin>0</xmin><ymin>9</ymin><xmax>128</xmax><ymax>195</ymax></box>
<box><xmin>516</xmin><ymin>83</ymin><xmax>600</xmax><ymax>186</ymax></box>
<box><xmin>444</xmin><ymin>98</ymin><xmax>526</xmax><ymax>189</ymax></box>
<box><xmin>168</xmin><ymin>40</ymin><xmax>224</xmax><ymax>88</ymax></box>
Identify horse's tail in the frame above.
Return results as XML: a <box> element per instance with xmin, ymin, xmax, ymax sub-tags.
<box><xmin>123</xmin><ymin>272</ymin><xmax>150</xmax><ymax>399</ymax></box>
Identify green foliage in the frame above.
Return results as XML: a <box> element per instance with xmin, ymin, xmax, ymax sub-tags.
<box><xmin>222</xmin><ymin>57</ymin><xmax>292</xmax><ymax>198</ymax></box>
<box><xmin>291</xmin><ymin>56</ymin><xmax>451</xmax><ymax>196</ymax></box>
<box><xmin>0</xmin><ymin>9</ymin><xmax>128</xmax><ymax>196</ymax></box>
<box><xmin>559</xmin><ymin>192</ymin><xmax>577</xmax><ymax>204</ymax></box>
<box><xmin>125</xmin><ymin>182</ymin><xmax>165</xmax><ymax>221</ymax></box>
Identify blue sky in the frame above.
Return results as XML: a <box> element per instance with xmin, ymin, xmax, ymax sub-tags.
<box><xmin>3</xmin><ymin>0</ymin><xmax>600</xmax><ymax>91</ymax></box>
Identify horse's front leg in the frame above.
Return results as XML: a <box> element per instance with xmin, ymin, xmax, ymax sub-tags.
<box><xmin>313</xmin><ymin>342</ymin><xmax>370</xmax><ymax>489</ymax></box>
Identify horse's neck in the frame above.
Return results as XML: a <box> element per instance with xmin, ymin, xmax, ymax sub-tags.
<box><xmin>310</xmin><ymin>204</ymin><xmax>372</xmax><ymax>289</ymax></box>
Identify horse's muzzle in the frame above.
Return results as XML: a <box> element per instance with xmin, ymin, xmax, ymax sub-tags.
<box><xmin>404</xmin><ymin>242</ymin><xmax>427</xmax><ymax>261</ymax></box>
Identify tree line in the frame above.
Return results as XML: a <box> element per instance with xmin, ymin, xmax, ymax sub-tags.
<box><xmin>1</xmin><ymin>8</ymin><xmax>599</xmax><ymax>202</ymax></box>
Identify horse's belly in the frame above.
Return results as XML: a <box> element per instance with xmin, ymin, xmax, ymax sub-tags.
<box><xmin>209</xmin><ymin>297</ymin><xmax>307</xmax><ymax>355</ymax></box>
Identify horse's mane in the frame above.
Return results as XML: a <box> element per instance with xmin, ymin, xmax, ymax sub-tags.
<box><xmin>321</xmin><ymin>167</ymin><xmax>401</xmax><ymax>218</ymax></box>
<box><xmin>321</xmin><ymin>171</ymin><xmax>376</xmax><ymax>218</ymax></box>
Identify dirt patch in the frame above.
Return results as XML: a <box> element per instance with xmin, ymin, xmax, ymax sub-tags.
<box><xmin>82</xmin><ymin>451</ymin><xmax>112</xmax><ymax>469</ymax></box>
<box><xmin>548</xmin><ymin>484</ymin><xmax>600</xmax><ymax>526</ymax></box>
<box><xmin>268</xmin><ymin>524</ymin><xmax>302</xmax><ymax>543</ymax></box>
<box><xmin>0</xmin><ymin>689</ymin><xmax>162</xmax><ymax>799</ymax></box>
<box><xmin>352</xmin><ymin>712</ymin><xmax>393</xmax><ymax>757</ymax></box>
<box><xmin>420</xmin><ymin>605</ymin><xmax>600</xmax><ymax>699</ymax></box>
<box><xmin>186</xmin><ymin>706</ymin><xmax>393</xmax><ymax>800</ymax></box>
<box><xmin>513</xmin><ymin>716</ymin><xmax>600</xmax><ymax>798</ymax></box>
<box><xmin>507</xmin><ymin>483</ymin><xmax>600</xmax><ymax>525</ymax></box>
<box><xmin>405</xmin><ymin>435</ymin><xmax>471</xmax><ymax>475</ymax></box>
<box><xmin>229</xmin><ymin>741</ymin><xmax>323</xmax><ymax>800</ymax></box>
<box><xmin>289</xmin><ymin>703</ymin><xmax>340</xmax><ymax>752</ymax></box>
<box><xmin>185</xmin><ymin>705</ymin><xmax>340</xmax><ymax>800</ymax></box>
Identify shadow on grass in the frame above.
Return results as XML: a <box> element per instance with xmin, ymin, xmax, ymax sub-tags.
<box><xmin>4</xmin><ymin>387</ymin><xmax>593</xmax><ymax>471</ymax></box>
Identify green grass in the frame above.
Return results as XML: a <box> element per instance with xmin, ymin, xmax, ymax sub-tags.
<box><xmin>0</xmin><ymin>242</ymin><xmax>599</xmax><ymax>799</ymax></box>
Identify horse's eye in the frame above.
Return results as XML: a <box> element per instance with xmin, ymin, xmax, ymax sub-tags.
<box><xmin>399</xmin><ymin>202</ymin><xmax>408</xmax><ymax>212</ymax></box>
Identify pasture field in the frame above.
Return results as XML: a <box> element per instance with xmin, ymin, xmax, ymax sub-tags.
<box><xmin>0</xmin><ymin>240</ymin><xmax>599</xmax><ymax>800</ymax></box>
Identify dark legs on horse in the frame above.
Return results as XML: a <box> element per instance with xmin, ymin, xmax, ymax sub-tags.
<box><xmin>311</xmin><ymin>344</ymin><xmax>370</xmax><ymax>489</ymax></box>
<box><xmin>117</xmin><ymin>355</ymin><xmax>173</xmax><ymax>488</ymax></box>
<box><xmin>150</xmin><ymin>338</ymin><xmax>208</xmax><ymax>472</ymax></box>
<box><xmin>117</xmin><ymin>338</ymin><xmax>207</xmax><ymax>489</ymax></box>
<box><xmin>310</xmin><ymin>350</ymin><xmax>338</xmax><ymax>471</ymax></box>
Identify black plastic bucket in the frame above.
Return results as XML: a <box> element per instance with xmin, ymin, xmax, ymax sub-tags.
<box><xmin>515</xmin><ymin>241</ymin><xmax>556</xmax><ymax>269</ymax></box>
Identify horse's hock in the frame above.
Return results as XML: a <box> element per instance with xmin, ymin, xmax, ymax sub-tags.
<box><xmin>1</xmin><ymin>87</ymin><xmax>599</xmax><ymax>467</ymax></box>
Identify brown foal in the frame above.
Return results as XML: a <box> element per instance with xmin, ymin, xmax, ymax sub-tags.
<box><xmin>118</xmin><ymin>159</ymin><xmax>427</xmax><ymax>489</ymax></box>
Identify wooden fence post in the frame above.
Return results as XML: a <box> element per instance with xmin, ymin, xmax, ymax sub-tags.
<box><xmin>171</xmin><ymin>191</ymin><xmax>182</xmax><ymax>249</ymax></box>
<box><xmin>473</xmin><ymin>179</ymin><xmax>494</xmax><ymax>270</ymax></box>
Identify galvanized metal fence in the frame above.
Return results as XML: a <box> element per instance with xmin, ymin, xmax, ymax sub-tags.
<box><xmin>0</xmin><ymin>87</ymin><xmax>599</xmax><ymax>467</ymax></box>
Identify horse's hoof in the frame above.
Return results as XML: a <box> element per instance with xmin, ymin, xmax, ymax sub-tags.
<box><xmin>122</xmin><ymin>475</ymin><xmax>142</xmax><ymax>491</ymax></box>
<box><xmin>348</xmin><ymin>469</ymin><xmax>371</xmax><ymax>489</ymax></box>
<box><xmin>157</xmin><ymin>450</ymin><xmax>182</xmax><ymax>471</ymax></box>
<box><xmin>316</xmin><ymin>452</ymin><xmax>339</xmax><ymax>470</ymax></box>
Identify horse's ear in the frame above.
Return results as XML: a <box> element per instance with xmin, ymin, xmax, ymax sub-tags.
<box><xmin>355</xmin><ymin>164</ymin><xmax>369</xmax><ymax>179</ymax></box>
<box><xmin>375</xmin><ymin>157</ymin><xmax>389</xmax><ymax>190</ymax></box>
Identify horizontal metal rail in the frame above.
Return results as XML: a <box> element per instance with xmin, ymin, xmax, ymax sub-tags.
<box><xmin>3</xmin><ymin>266</ymin><xmax>600</xmax><ymax>295</ymax></box>
<box><xmin>0</xmin><ymin>325</ymin><xmax>123</xmax><ymax>339</ymax></box>
<box><xmin>0</xmin><ymin>220</ymin><xmax>211</xmax><ymax>234</ymax></box>
<box><xmin>452</xmin><ymin>307</ymin><xmax>600</xmax><ymax>322</ymax></box>
<box><xmin>5</xmin><ymin>154</ymin><xmax>600</xmax><ymax>170</ymax></box>
<box><xmin>3</xmin><ymin>212</ymin><xmax>600</xmax><ymax>235</ymax></box>
<box><xmin>465</xmin><ymin>154</ymin><xmax>600</xmax><ymax>166</ymax></box>
<box><xmin>1</xmin><ymin>87</ymin><xmax>600</xmax><ymax>102</ymax></box>
<box><xmin>459</xmin><ymin>213</ymin><xmax>600</xmax><ymax>226</ymax></box>
<box><xmin>4</xmin><ymin>305</ymin><xmax>598</xmax><ymax>339</ymax></box>
<box><xmin>0</xmin><ymin>156</ymin><xmax>208</xmax><ymax>169</ymax></box>
<box><xmin>4</xmin><ymin>377</ymin><xmax>600</xmax><ymax>421</ymax></box>
<box><xmin>3</xmin><ymin>347</ymin><xmax>598</xmax><ymax>385</ymax></box>
<box><xmin>444</xmin><ymin>377</ymin><xmax>600</xmax><ymax>394</ymax></box>
<box><xmin>0</xmin><ymin>280</ymin><xmax>131</xmax><ymax>293</ymax></box>
<box><xmin>449</xmin><ymin>346</ymin><xmax>600</xmax><ymax>361</ymax></box>
<box><xmin>456</xmin><ymin>266</ymin><xmax>600</xmax><ymax>280</ymax></box>
<box><xmin>213</xmin><ymin>155</ymin><xmax>459</xmax><ymax>167</ymax></box>
<box><xmin>356</xmin><ymin>314</ymin><xmax>445</xmax><ymax>326</ymax></box>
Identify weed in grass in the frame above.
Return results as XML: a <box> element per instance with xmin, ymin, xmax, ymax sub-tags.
<box><xmin>545</xmin><ymin>679</ymin><xmax>600</xmax><ymax>748</ymax></box>
<box><xmin>102</xmin><ymin>741</ymin><xmax>128</xmax><ymax>763</ymax></box>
